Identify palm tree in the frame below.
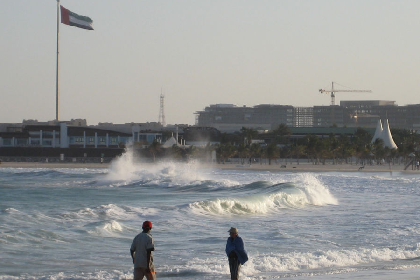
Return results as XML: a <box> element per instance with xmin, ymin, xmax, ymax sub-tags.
<box><xmin>186</xmin><ymin>145</ymin><xmax>198</xmax><ymax>160</ymax></box>
<box><xmin>327</xmin><ymin>133</ymin><xmax>340</xmax><ymax>164</ymax></box>
<box><xmin>266</xmin><ymin>143</ymin><xmax>279</xmax><ymax>165</ymax></box>
<box><xmin>148</xmin><ymin>140</ymin><xmax>162</xmax><ymax>162</ymax></box>
<box><xmin>273</xmin><ymin>124</ymin><xmax>292</xmax><ymax>144</ymax></box>
<box><xmin>336</xmin><ymin>134</ymin><xmax>353</xmax><ymax>163</ymax></box>
<box><xmin>305</xmin><ymin>135</ymin><xmax>319</xmax><ymax>164</ymax></box>
<box><xmin>237</xmin><ymin>143</ymin><xmax>250</xmax><ymax>164</ymax></box>
<box><xmin>203</xmin><ymin>143</ymin><xmax>216</xmax><ymax>162</ymax></box>
<box><xmin>168</xmin><ymin>144</ymin><xmax>183</xmax><ymax>160</ymax></box>
<box><xmin>351</xmin><ymin>128</ymin><xmax>373</xmax><ymax>164</ymax></box>
<box><xmin>372</xmin><ymin>138</ymin><xmax>385</xmax><ymax>164</ymax></box>
<box><xmin>240</xmin><ymin>127</ymin><xmax>258</xmax><ymax>146</ymax></box>
<box><xmin>216</xmin><ymin>143</ymin><xmax>237</xmax><ymax>164</ymax></box>
<box><xmin>250</xmin><ymin>143</ymin><xmax>262</xmax><ymax>164</ymax></box>
<box><xmin>315</xmin><ymin>139</ymin><xmax>330</xmax><ymax>165</ymax></box>
<box><xmin>292</xmin><ymin>144</ymin><xmax>306</xmax><ymax>165</ymax></box>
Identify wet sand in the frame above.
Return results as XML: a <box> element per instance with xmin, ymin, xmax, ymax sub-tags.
<box><xmin>0</xmin><ymin>161</ymin><xmax>417</xmax><ymax>173</ymax></box>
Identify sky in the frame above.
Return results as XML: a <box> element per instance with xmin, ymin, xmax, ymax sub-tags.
<box><xmin>1</xmin><ymin>0</ymin><xmax>420</xmax><ymax>125</ymax></box>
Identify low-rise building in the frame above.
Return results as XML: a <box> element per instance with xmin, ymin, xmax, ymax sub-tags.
<box><xmin>0</xmin><ymin>123</ymin><xmax>132</xmax><ymax>149</ymax></box>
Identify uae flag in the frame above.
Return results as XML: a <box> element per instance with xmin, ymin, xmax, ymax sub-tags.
<box><xmin>60</xmin><ymin>6</ymin><xmax>93</xmax><ymax>30</ymax></box>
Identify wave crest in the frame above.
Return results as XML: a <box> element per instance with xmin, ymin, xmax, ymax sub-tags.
<box><xmin>189</xmin><ymin>174</ymin><xmax>338</xmax><ymax>215</ymax></box>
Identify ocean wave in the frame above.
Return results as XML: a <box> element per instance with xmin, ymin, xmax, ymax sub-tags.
<box><xmin>0</xmin><ymin>270</ymin><xmax>133</xmax><ymax>280</ymax></box>
<box><xmin>127</xmin><ymin>245</ymin><xmax>420</xmax><ymax>279</ymax></box>
<box><xmin>0</xmin><ymin>228</ymin><xmax>70</xmax><ymax>245</ymax></box>
<box><xmin>2</xmin><ymin>207</ymin><xmax>21</xmax><ymax>214</ymax></box>
<box><xmin>0</xmin><ymin>168</ymin><xmax>103</xmax><ymax>177</ymax></box>
<box><xmin>189</xmin><ymin>175</ymin><xmax>337</xmax><ymax>215</ymax></box>
<box><xmin>61</xmin><ymin>204</ymin><xmax>158</xmax><ymax>222</ymax></box>
<box><xmin>88</xmin><ymin>220</ymin><xmax>127</xmax><ymax>237</ymax></box>
<box><xmin>189</xmin><ymin>188</ymin><xmax>306</xmax><ymax>215</ymax></box>
<box><xmin>246</xmin><ymin>245</ymin><xmax>420</xmax><ymax>273</ymax></box>
<box><xmin>294</xmin><ymin>173</ymin><xmax>338</xmax><ymax>206</ymax></box>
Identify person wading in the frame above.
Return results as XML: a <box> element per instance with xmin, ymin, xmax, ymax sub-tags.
<box><xmin>130</xmin><ymin>221</ymin><xmax>156</xmax><ymax>280</ymax></box>
<box><xmin>225</xmin><ymin>227</ymin><xmax>248</xmax><ymax>280</ymax></box>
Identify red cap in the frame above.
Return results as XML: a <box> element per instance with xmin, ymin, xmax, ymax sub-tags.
<box><xmin>142</xmin><ymin>221</ymin><xmax>152</xmax><ymax>229</ymax></box>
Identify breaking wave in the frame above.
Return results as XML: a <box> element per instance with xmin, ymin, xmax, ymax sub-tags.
<box><xmin>190</xmin><ymin>174</ymin><xmax>338</xmax><ymax>215</ymax></box>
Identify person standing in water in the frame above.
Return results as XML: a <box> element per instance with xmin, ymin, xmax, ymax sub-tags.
<box><xmin>225</xmin><ymin>227</ymin><xmax>248</xmax><ymax>280</ymax></box>
<box><xmin>130</xmin><ymin>221</ymin><xmax>156</xmax><ymax>280</ymax></box>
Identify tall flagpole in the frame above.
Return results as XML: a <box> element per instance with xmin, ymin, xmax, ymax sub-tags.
<box><xmin>56</xmin><ymin>0</ymin><xmax>60</xmax><ymax>121</ymax></box>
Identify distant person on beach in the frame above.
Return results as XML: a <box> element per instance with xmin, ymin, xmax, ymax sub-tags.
<box><xmin>225</xmin><ymin>227</ymin><xmax>248</xmax><ymax>280</ymax></box>
<box><xmin>130</xmin><ymin>221</ymin><xmax>156</xmax><ymax>280</ymax></box>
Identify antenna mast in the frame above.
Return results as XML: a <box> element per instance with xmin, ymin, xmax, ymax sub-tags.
<box><xmin>56</xmin><ymin>0</ymin><xmax>60</xmax><ymax>121</ymax></box>
<box><xmin>159</xmin><ymin>90</ymin><xmax>166</xmax><ymax>127</ymax></box>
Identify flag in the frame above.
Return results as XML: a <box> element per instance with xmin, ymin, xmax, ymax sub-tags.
<box><xmin>60</xmin><ymin>5</ymin><xmax>93</xmax><ymax>30</ymax></box>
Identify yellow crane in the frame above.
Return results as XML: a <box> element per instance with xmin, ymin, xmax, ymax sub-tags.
<box><xmin>319</xmin><ymin>81</ymin><xmax>372</xmax><ymax>106</ymax></box>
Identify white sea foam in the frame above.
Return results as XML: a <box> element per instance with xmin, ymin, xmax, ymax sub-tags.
<box><xmin>248</xmin><ymin>246</ymin><xmax>420</xmax><ymax>273</ymax></box>
<box><xmin>190</xmin><ymin>174</ymin><xmax>337</xmax><ymax>215</ymax></box>
<box><xmin>62</xmin><ymin>204</ymin><xmax>158</xmax><ymax>222</ymax></box>
<box><xmin>3</xmin><ymin>207</ymin><xmax>21</xmax><ymax>214</ymax></box>
<box><xmin>189</xmin><ymin>190</ymin><xmax>307</xmax><ymax>215</ymax></box>
<box><xmin>90</xmin><ymin>220</ymin><xmax>125</xmax><ymax>237</ymax></box>
<box><xmin>132</xmin><ymin>245</ymin><xmax>420</xmax><ymax>279</ymax></box>
<box><xmin>291</xmin><ymin>173</ymin><xmax>338</xmax><ymax>205</ymax></box>
<box><xmin>103</xmin><ymin>145</ymin><xmax>208</xmax><ymax>186</ymax></box>
<box><xmin>0</xmin><ymin>270</ymin><xmax>133</xmax><ymax>280</ymax></box>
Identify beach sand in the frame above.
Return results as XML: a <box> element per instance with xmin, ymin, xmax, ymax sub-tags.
<box><xmin>0</xmin><ymin>161</ymin><xmax>417</xmax><ymax>173</ymax></box>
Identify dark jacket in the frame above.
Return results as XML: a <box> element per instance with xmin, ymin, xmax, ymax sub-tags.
<box><xmin>225</xmin><ymin>236</ymin><xmax>248</xmax><ymax>265</ymax></box>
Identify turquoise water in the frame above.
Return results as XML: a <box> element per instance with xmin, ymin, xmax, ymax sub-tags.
<box><xmin>1</xmin><ymin>153</ymin><xmax>420</xmax><ymax>279</ymax></box>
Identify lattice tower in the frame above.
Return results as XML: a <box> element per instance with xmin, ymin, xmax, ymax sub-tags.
<box><xmin>159</xmin><ymin>93</ymin><xmax>166</xmax><ymax>127</ymax></box>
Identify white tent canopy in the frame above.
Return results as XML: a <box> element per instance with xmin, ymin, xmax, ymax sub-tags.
<box><xmin>162</xmin><ymin>136</ymin><xmax>178</xmax><ymax>148</ymax></box>
<box><xmin>371</xmin><ymin>119</ymin><xmax>397</xmax><ymax>149</ymax></box>
<box><xmin>371</xmin><ymin>120</ymin><xmax>383</xmax><ymax>143</ymax></box>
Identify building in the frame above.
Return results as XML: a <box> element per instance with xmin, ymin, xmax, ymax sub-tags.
<box><xmin>406</xmin><ymin>104</ymin><xmax>420</xmax><ymax>130</ymax></box>
<box><xmin>0</xmin><ymin>123</ymin><xmax>132</xmax><ymax>148</ymax></box>
<box><xmin>293</xmin><ymin>107</ymin><xmax>313</xmax><ymax>127</ymax></box>
<box><xmin>195</xmin><ymin>101</ymin><xmax>420</xmax><ymax>132</ymax></box>
<box><xmin>95</xmin><ymin>122</ymin><xmax>164</xmax><ymax>134</ymax></box>
<box><xmin>312</xmin><ymin>106</ymin><xmax>345</xmax><ymax>127</ymax></box>
<box><xmin>195</xmin><ymin>104</ymin><xmax>294</xmax><ymax>132</ymax></box>
<box><xmin>182</xmin><ymin>126</ymin><xmax>221</xmax><ymax>146</ymax></box>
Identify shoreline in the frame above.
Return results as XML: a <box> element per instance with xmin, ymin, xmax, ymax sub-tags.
<box><xmin>0</xmin><ymin>161</ymin><xmax>418</xmax><ymax>173</ymax></box>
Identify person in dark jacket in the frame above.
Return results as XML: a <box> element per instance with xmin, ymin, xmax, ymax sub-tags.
<box><xmin>225</xmin><ymin>227</ymin><xmax>248</xmax><ymax>280</ymax></box>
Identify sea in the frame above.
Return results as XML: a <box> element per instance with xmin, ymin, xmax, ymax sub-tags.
<box><xmin>1</xmin><ymin>151</ymin><xmax>420</xmax><ymax>280</ymax></box>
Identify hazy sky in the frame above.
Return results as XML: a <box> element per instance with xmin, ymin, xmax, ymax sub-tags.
<box><xmin>1</xmin><ymin>0</ymin><xmax>419</xmax><ymax>125</ymax></box>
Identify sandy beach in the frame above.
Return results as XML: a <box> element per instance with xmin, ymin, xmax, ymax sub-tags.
<box><xmin>0</xmin><ymin>161</ymin><xmax>418</xmax><ymax>173</ymax></box>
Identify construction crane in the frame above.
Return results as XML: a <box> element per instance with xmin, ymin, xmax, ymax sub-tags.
<box><xmin>319</xmin><ymin>82</ymin><xmax>372</xmax><ymax>106</ymax></box>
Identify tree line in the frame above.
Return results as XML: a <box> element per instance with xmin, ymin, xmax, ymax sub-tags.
<box><xmin>137</xmin><ymin>124</ymin><xmax>420</xmax><ymax>165</ymax></box>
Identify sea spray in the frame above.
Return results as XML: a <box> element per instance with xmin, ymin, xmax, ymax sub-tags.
<box><xmin>104</xmin><ymin>144</ymin><xmax>208</xmax><ymax>186</ymax></box>
<box><xmin>106</xmin><ymin>143</ymin><xmax>138</xmax><ymax>182</ymax></box>
<box><xmin>292</xmin><ymin>173</ymin><xmax>338</xmax><ymax>205</ymax></box>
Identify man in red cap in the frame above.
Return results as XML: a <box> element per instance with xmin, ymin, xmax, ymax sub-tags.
<box><xmin>130</xmin><ymin>221</ymin><xmax>156</xmax><ymax>280</ymax></box>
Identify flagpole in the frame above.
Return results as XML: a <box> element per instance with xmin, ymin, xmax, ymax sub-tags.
<box><xmin>56</xmin><ymin>0</ymin><xmax>60</xmax><ymax>121</ymax></box>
